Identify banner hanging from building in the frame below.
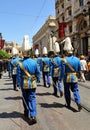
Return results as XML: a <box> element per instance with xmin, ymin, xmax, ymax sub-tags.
<box><xmin>58</xmin><ymin>22</ymin><xmax>68</xmax><ymax>38</ymax></box>
<box><xmin>0</xmin><ymin>40</ymin><xmax>5</xmax><ymax>49</ymax></box>
<box><xmin>34</xmin><ymin>44</ymin><xmax>38</xmax><ymax>49</ymax></box>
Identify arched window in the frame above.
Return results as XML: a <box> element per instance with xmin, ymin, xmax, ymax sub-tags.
<box><xmin>80</xmin><ymin>20</ymin><xmax>87</xmax><ymax>31</ymax></box>
<box><xmin>77</xmin><ymin>19</ymin><xmax>87</xmax><ymax>32</ymax></box>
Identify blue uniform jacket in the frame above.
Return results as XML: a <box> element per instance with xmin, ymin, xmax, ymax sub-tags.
<box><xmin>8</xmin><ymin>60</ymin><xmax>11</xmax><ymax>72</ymax></box>
<box><xmin>41</xmin><ymin>57</ymin><xmax>51</xmax><ymax>73</ymax></box>
<box><xmin>50</xmin><ymin>55</ymin><xmax>61</xmax><ymax>77</ymax></box>
<box><xmin>17</xmin><ymin>57</ymin><xmax>41</xmax><ymax>89</ymax></box>
<box><xmin>33</xmin><ymin>57</ymin><xmax>42</xmax><ymax>71</ymax></box>
<box><xmin>60</xmin><ymin>55</ymin><xmax>81</xmax><ymax>83</ymax></box>
<box><xmin>10</xmin><ymin>57</ymin><xmax>20</xmax><ymax>75</ymax></box>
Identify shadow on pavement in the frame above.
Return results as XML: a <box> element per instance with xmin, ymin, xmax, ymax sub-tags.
<box><xmin>39</xmin><ymin>102</ymin><xmax>65</xmax><ymax>108</ymax></box>
<box><xmin>3</xmin><ymin>77</ymin><xmax>9</xmax><ymax>79</ymax></box>
<box><xmin>64</xmin><ymin>105</ymin><xmax>78</xmax><ymax>112</ymax></box>
<box><xmin>5</xmin><ymin>96</ymin><xmax>22</xmax><ymax>100</ymax></box>
<box><xmin>0</xmin><ymin>111</ymin><xmax>23</xmax><ymax>118</ymax></box>
<box><xmin>0</xmin><ymin>111</ymin><xmax>36</xmax><ymax>125</ymax></box>
<box><xmin>37</xmin><ymin>84</ymin><xmax>43</xmax><ymax>87</ymax></box>
<box><xmin>36</xmin><ymin>92</ymin><xmax>52</xmax><ymax>96</ymax></box>
<box><xmin>4</xmin><ymin>83</ymin><xmax>13</xmax><ymax>85</ymax></box>
<box><xmin>0</xmin><ymin>88</ymin><xmax>13</xmax><ymax>91</ymax></box>
<box><xmin>5</xmin><ymin>79</ymin><xmax>12</xmax><ymax>81</ymax></box>
<box><xmin>39</xmin><ymin>102</ymin><xmax>78</xmax><ymax>112</ymax></box>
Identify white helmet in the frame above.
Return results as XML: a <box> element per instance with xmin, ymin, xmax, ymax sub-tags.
<box><xmin>22</xmin><ymin>35</ymin><xmax>31</xmax><ymax>52</ymax></box>
<box><xmin>43</xmin><ymin>47</ymin><xmax>47</xmax><ymax>55</ymax></box>
<box><xmin>12</xmin><ymin>47</ymin><xmax>18</xmax><ymax>56</ymax></box>
<box><xmin>54</xmin><ymin>42</ymin><xmax>60</xmax><ymax>53</ymax></box>
<box><xmin>61</xmin><ymin>37</ymin><xmax>73</xmax><ymax>53</ymax></box>
<box><xmin>35</xmin><ymin>49</ymin><xmax>39</xmax><ymax>56</ymax></box>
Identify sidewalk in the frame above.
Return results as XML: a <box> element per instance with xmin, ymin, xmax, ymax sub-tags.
<box><xmin>78</xmin><ymin>80</ymin><xmax>90</xmax><ymax>89</ymax></box>
<box><xmin>75</xmin><ymin>80</ymin><xmax>90</xmax><ymax>111</ymax></box>
<box><xmin>0</xmin><ymin>72</ymin><xmax>24</xmax><ymax>130</ymax></box>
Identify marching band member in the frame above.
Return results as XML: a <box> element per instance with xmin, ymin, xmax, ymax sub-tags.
<box><xmin>34</xmin><ymin>49</ymin><xmax>42</xmax><ymax>72</ymax></box>
<box><xmin>17</xmin><ymin>35</ymin><xmax>41</xmax><ymax>124</ymax></box>
<box><xmin>60</xmin><ymin>37</ymin><xmax>82</xmax><ymax>111</ymax></box>
<box><xmin>0</xmin><ymin>59</ymin><xmax>3</xmax><ymax>79</ymax></box>
<box><xmin>8</xmin><ymin>56</ymin><xmax>12</xmax><ymax>78</ymax></box>
<box><xmin>50</xmin><ymin>42</ymin><xmax>63</xmax><ymax>97</ymax></box>
<box><xmin>41</xmin><ymin>47</ymin><xmax>51</xmax><ymax>87</ymax></box>
<box><xmin>10</xmin><ymin>47</ymin><xmax>20</xmax><ymax>91</ymax></box>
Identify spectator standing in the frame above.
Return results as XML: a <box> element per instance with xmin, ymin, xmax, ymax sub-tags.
<box><xmin>80</xmin><ymin>55</ymin><xmax>88</xmax><ymax>82</ymax></box>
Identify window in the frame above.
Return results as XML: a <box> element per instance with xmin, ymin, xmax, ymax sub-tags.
<box><xmin>68</xmin><ymin>10</ymin><xmax>72</xmax><ymax>16</ymax></box>
<box><xmin>69</xmin><ymin>25</ymin><xmax>72</xmax><ymax>33</ymax></box>
<box><xmin>62</xmin><ymin>4</ymin><xmax>64</xmax><ymax>8</ymax></box>
<box><xmin>62</xmin><ymin>16</ymin><xmax>65</xmax><ymax>22</ymax></box>
<box><xmin>57</xmin><ymin>9</ymin><xmax>59</xmax><ymax>14</ymax></box>
<box><xmin>80</xmin><ymin>20</ymin><xmax>87</xmax><ymax>30</ymax></box>
<box><xmin>79</xmin><ymin>0</ymin><xmax>84</xmax><ymax>6</ymax></box>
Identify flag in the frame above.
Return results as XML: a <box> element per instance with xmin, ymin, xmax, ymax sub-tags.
<box><xmin>58</xmin><ymin>22</ymin><xmax>68</xmax><ymax>38</ymax></box>
<box><xmin>0</xmin><ymin>40</ymin><xmax>5</xmax><ymax>49</ymax></box>
<box><xmin>34</xmin><ymin>44</ymin><xmax>38</xmax><ymax>49</ymax></box>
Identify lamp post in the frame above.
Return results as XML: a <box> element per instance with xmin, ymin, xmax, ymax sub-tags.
<box><xmin>50</xmin><ymin>31</ymin><xmax>54</xmax><ymax>50</ymax></box>
<box><xmin>40</xmin><ymin>40</ymin><xmax>42</xmax><ymax>56</ymax></box>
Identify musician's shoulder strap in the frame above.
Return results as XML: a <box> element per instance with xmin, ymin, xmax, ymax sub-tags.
<box><xmin>42</xmin><ymin>58</ymin><xmax>46</xmax><ymax>64</ymax></box>
<box><xmin>61</xmin><ymin>58</ymin><xmax>75</xmax><ymax>72</ymax></box>
<box><xmin>17</xmin><ymin>62</ymin><xmax>31</xmax><ymax>78</ymax></box>
<box><xmin>52</xmin><ymin>58</ymin><xmax>58</xmax><ymax>67</ymax></box>
<box><xmin>11</xmin><ymin>61</ymin><xmax>16</xmax><ymax>67</ymax></box>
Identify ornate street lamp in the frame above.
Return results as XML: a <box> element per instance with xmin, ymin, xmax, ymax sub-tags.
<box><xmin>40</xmin><ymin>40</ymin><xmax>42</xmax><ymax>56</ymax></box>
<box><xmin>50</xmin><ymin>31</ymin><xmax>54</xmax><ymax>50</ymax></box>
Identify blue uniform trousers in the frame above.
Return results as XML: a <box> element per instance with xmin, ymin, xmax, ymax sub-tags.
<box><xmin>12</xmin><ymin>75</ymin><xmax>17</xmax><ymax>90</ymax></box>
<box><xmin>22</xmin><ymin>88</ymin><xmax>36</xmax><ymax>118</ymax></box>
<box><xmin>64</xmin><ymin>82</ymin><xmax>81</xmax><ymax>106</ymax></box>
<box><xmin>42</xmin><ymin>72</ymin><xmax>51</xmax><ymax>87</ymax></box>
<box><xmin>52</xmin><ymin>77</ymin><xmax>63</xmax><ymax>95</ymax></box>
<box><xmin>52</xmin><ymin>77</ymin><xmax>58</xmax><ymax>95</ymax></box>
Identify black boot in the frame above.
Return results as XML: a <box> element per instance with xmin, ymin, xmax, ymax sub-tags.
<box><xmin>77</xmin><ymin>104</ymin><xmax>82</xmax><ymax>112</ymax></box>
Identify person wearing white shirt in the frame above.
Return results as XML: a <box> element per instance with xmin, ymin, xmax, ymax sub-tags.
<box><xmin>80</xmin><ymin>55</ymin><xmax>88</xmax><ymax>82</ymax></box>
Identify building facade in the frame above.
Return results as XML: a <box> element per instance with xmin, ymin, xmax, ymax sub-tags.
<box><xmin>4</xmin><ymin>41</ymin><xmax>22</xmax><ymax>56</ymax></box>
<box><xmin>32</xmin><ymin>15</ymin><xmax>57</xmax><ymax>56</ymax></box>
<box><xmin>55</xmin><ymin>0</ymin><xmax>90</xmax><ymax>56</ymax></box>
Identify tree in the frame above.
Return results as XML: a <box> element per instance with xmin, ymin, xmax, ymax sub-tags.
<box><xmin>0</xmin><ymin>50</ymin><xmax>10</xmax><ymax>59</ymax></box>
<box><xmin>30</xmin><ymin>48</ymin><xmax>34</xmax><ymax>57</ymax></box>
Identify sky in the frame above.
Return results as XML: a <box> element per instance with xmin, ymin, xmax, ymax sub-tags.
<box><xmin>0</xmin><ymin>0</ymin><xmax>55</xmax><ymax>46</ymax></box>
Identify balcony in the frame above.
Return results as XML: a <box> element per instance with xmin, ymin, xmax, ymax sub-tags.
<box><xmin>56</xmin><ymin>8</ymin><xmax>65</xmax><ymax>18</ymax></box>
<box><xmin>65</xmin><ymin>16</ymin><xmax>73</xmax><ymax>22</ymax></box>
<box><xmin>73</xmin><ymin>6</ymin><xmax>86</xmax><ymax>18</ymax></box>
<box><xmin>65</xmin><ymin>1</ymin><xmax>72</xmax><ymax>9</ymax></box>
<box><xmin>55</xmin><ymin>0</ymin><xmax>60</xmax><ymax>8</ymax></box>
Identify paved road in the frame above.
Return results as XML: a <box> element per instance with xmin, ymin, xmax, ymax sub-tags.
<box><xmin>78</xmin><ymin>80</ymin><xmax>90</xmax><ymax>111</ymax></box>
<box><xmin>0</xmin><ymin>72</ymin><xmax>90</xmax><ymax>130</ymax></box>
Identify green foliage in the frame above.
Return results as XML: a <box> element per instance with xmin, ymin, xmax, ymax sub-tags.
<box><xmin>30</xmin><ymin>48</ymin><xmax>34</xmax><ymax>57</ymax></box>
<box><xmin>0</xmin><ymin>50</ymin><xmax>10</xmax><ymax>59</ymax></box>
